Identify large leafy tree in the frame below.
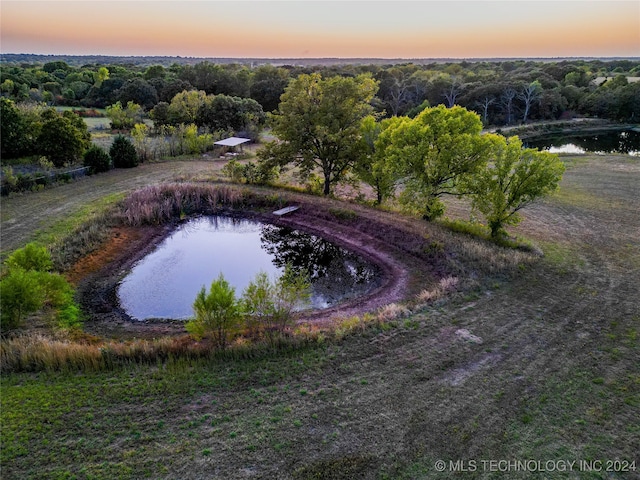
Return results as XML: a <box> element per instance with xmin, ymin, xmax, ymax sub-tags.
<box><xmin>259</xmin><ymin>73</ymin><xmax>378</xmax><ymax>195</ymax></box>
<box><xmin>116</xmin><ymin>78</ymin><xmax>158</xmax><ymax>110</ymax></box>
<box><xmin>106</xmin><ymin>101</ymin><xmax>143</xmax><ymax>130</ymax></box>
<box><xmin>197</xmin><ymin>94</ymin><xmax>265</xmax><ymax>135</ymax></box>
<box><xmin>249</xmin><ymin>65</ymin><xmax>290</xmax><ymax>113</ymax></box>
<box><xmin>37</xmin><ymin>109</ymin><xmax>90</xmax><ymax>167</ymax></box>
<box><xmin>464</xmin><ymin>135</ymin><xmax>565</xmax><ymax>238</ymax></box>
<box><xmin>355</xmin><ymin>115</ymin><xmax>401</xmax><ymax>204</ymax></box>
<box><xmin>165</xmin><ymin>89</ymin><xmax>207</xmax><ymax>125</ymax></box>
<box><xmin>381</xmin><ymin>105</ymin><xmax>491</xmax><ymax>219</ymax></box>
<box><xmin>0</xmin><ymin>98</ymin><xmax>30</xmax><ymax>158</ymax></box>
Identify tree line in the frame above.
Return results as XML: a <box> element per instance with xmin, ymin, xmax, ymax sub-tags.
<box><xmin>2</xmin><ymin>58</ymin><xmax>639</xmax><ymax>123</ymax></box>
<box><xmin>255</xmin><ymin>73</ymin><xmax>565</xmax><ymax>239</ymax></box>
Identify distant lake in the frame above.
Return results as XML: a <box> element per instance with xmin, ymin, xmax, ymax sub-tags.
<box><xmin>524</xmin><ymin>129</ymin><xmax>640</xmax><ymax>156</ymax></box>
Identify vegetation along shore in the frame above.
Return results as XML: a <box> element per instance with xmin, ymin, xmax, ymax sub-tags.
<box><xmin>1</xmin><ymin>57</ymin><xmax>638</xmax><ymax>479</ymax></box>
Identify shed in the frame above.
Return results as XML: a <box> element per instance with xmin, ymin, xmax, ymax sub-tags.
<box><xmin>214</xmin><ymin>137</ymin><xmax>251</xmax><ymax>156</ymax></box>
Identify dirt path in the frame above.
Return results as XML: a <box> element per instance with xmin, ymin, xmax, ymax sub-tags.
<box><xmin>1</xmin><ymin>159</ymin><xmax>225</xmax><ymax>255</ymax></box>
<box><xmin>2</xmin><ymin>153</ymin><xmax>639</xmax><ymax>478</ymax></box>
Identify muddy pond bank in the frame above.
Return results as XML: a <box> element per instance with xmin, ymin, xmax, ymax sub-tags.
<box><xmin>73</xmin><ymin>201</ymin><xmax>445</xmax><ymax>339</ymax></box>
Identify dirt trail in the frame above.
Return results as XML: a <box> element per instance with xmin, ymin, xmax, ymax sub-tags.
<box><xmin>2</xmin><ymin>154</ymin><xmax>639</xmax><ymax>478</ymax></box>
<box><xmin>1</xmin><ymin>160</ymin><xmax>224</xmax><ymax>254</ymax></box>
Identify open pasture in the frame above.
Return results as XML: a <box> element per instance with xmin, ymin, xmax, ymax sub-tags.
<box><xmin>1</xmin><ymin>153</ymin><xmax>638</xmax><ymax>479</ymax></box>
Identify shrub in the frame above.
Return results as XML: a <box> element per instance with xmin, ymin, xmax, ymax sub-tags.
<box><xmin>222</xmin><ymin>160</ymin><xmax>279</xmax><ymax>185</ymax></box>
<box><xmin>242</xmin><ymin>266</ymin><xmax>310</xmax><ymax>339</ymax></box>
<box><xmin>221</xmin><ymin>159</ymin><xmax>245</xmax><ymax>183</ymax></box>
<box><xmin>242</xmin><ymin>161</ymin><xmax>279</xmax><ymax>185</ymax></box>
<box><xmin>83</xmin><ymin>145</ymin><xmax>112</xmax><ymax>173</ymax></box>
<box><xmin>0</xmin><ymin>243</ymin><xmax>82</xmax><ymax>332</ymax></box>
<box><xmin>110</xmin><ymin>135</ymin><xmax>138</xmax><ymax>168</ymax></box>
<box><xmin>186</xmin><ymin>274</ymin><xmax>243</xmax><ymax>349</ymax></box>
<box><xmin>5</xmin><ymin>242</ymin><xmax>52</xmax><ymax>272</ymax></box>
<box><xmin>0</xmin><ymin>269</ymin><xmax>44</xmax><ymax>331</ymax></box>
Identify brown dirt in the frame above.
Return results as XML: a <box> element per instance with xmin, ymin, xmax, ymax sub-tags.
<box><xmin>2</xmin><ymin>153</ymin><xmax>639</xmax><ymax>479</ymax></box>
<box><xmin>71</xmin><ymin>200</ymin><xmax>444</xmax><ymax>339</ymax></box>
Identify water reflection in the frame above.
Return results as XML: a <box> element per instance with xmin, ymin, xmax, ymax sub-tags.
<box><xmin>261</xmin><ymin>225</ymin><xmax>381</xmax><ymax>308</ymax></box>
<box><xmin>117</xmin><ymin>216</ymin><xmax>381</xmax><ymax>320</ymax></box>
<box><xmin>524</xmin><ymin>129</ymin><xmax>640</xmax><ymax>155</ymax></box>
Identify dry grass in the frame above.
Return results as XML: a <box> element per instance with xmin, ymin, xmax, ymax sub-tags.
<box><xmin>2</xmin><ymin>153</ymin><xmax>638</xmax><ymax>479</ymax></box>
<box><xmin>117</xmin><ymin>183</ymin><xmax>252</xmax><ymax>226</ymax></box>
<box><xmin>416</xmin><ymin>275</ymin><xmax>459</xmax><ymax>303</ymax></box>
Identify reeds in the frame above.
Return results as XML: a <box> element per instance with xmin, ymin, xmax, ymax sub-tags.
<box><xmin>118</xmin><ymin>183</ymin><xmax>271</xmax><ymax>226</ymax></box>
<box><xmin>0</xmin><ymin>327</ymin><xmax>329</xmax><ymax>373</ymax></box>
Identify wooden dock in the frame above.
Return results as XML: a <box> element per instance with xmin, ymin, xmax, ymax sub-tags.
<box><xmin>272</xmin><ymin>206</ymin><xmax>299</xmax><ymax>216</ymax></box>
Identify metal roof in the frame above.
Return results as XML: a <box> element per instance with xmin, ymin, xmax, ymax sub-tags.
<box><xmin>213</xmin><ymin>137</ymin><xmax>252</xmax><ymax>147</ymax></box>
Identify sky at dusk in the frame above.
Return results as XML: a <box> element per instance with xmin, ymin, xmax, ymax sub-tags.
<box><xmin>1</xmin><ymin>1</ymin><xmax>639</xmax><ymax>59</ymax></box>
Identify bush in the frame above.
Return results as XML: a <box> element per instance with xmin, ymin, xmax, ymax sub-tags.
<box><xmin>185</xmin><ymin>268</ymin><xmax>310</xmax><ymax>347</ymax></box>
<box><xmin>186</xmin><ymin>274</ymin><xmax>243</xmax><ymax>348</ymax></box>
<box><xmin>0</xmin><ymin>243</ymin><xmax>82</xmax><ymax>332</ymax></box>
<box><xmin>109</xmin><ymin>135</ymin><xmax>138</xmax><ymax>168</ymax></box>
<box><xmin>37</xmin><ymin>109</ymin><xmax>90</xmax><ymax>167</ymax></box>
<box><xmin>243</xmin><ymin>266</ymin><xmax>310</xmax><ymax>339</ymax></box>
<box><xmin>5</xmin><ymin>242</ymin><xmax>52</xmax><ymax>272</ymax></box>
<box><xmin>0</xmin><ymin>269</ymin><xmax>44</xmax><ymax>331</ymax></box>
<box><xmin>83</xmin><ymin>145</ymin><xmax>112</xmax><ymax>174</ymax></box>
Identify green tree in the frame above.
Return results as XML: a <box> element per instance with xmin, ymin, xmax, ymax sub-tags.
<box><xmin>242</xmin><ymin>266</ymin><xmax>310</xmax><ymax>338</ymax></box>
<box><xmin>93</xmin><ymin>66</ymin><xmax>110</xmax><ymax>88</ymax></box>
<box><xmin>110</xmin><ymin>135</ymin><xmax>138</xmax><ymax>168</ymax></box>
<box><xmin>186</xmin><ymin>274</ymin><xmax>243</xmax><ymax>349</ymax></box>
<box><xmin>6</xmin><ymin>243</ymin><xmax>52</xmax><ymax>272</ymax></box>
<box><xmin>166</xmin><ymin>89</ymin><xmax>207</xmax><ymax>125</ymax></box>
<box><xmin>260</xmin><ymin>73</ymin><xmax>378</xmax><ymax>195</ymax></box>
<box><xmin>355</xmin><ymin>115</ymin><xmax>399</xmax><ymax>204</ymax></box>
<box><xmin>106</xmin><ymin>101</ymin><xmax>143</xmax><ymax>130</ymax></box>
<box><xmin>0</xmin><ymin>243</ymin><xmax>81</xmax><ymax>331</ymax></box>
<box><xmin>131</xmin><ymin>123</ymin><xmax>154</xmax><ymax>162</ymax></box>
<box><xmin>116</xmin><ymin>78</ymin><xmax>158</xmax><ymax>110</ymax></box>
<box><xmin>249</xmin><ymin>65</ymin><xmax>290</xmax><ymax>112</ymax></box>
<box><xmin>0</xmin><ymin>97</ymin><xmax>29</xmax><ymax>158</ymax></box>
<box><xmin>197</xmin><ymin>94</ymin><xmax>265</xmax><ymax>138</ymax></box>
<box><xmin>382</xmin><ymin>105</ymin><xmax>491</xmax><ymax>219</ymax></box>
<box><xmin>37</xmin><ymin>109</ymin><xmax>90</xmax><ymax>167</ymax></box>
<box><xmin>464</xmin><ymin>135</ymin><xmax>565</xmax><ymax>238</ymax></box>
<box><xmin>83</xmin><ymin>145</ymin><xmax>112</xmax><ymax>173</ymax></box>
<box><xmin>0</xmin><ymin>269</ymin><xmax>44</xmax><ymax>331</ymax></box>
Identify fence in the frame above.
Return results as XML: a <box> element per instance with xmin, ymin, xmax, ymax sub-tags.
<box><xmin>1</xmin><ymin>166</ymin><xmax>91</xmax><ymax>196</ymax></box>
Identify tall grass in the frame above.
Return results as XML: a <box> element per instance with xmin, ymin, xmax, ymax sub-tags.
<box><xmin>0</xmin><ymin>330</ymin><xmax>326</xmax><ymax>373</ymax></box>
<box><xmin>0</xmin><ymin>303</ymin><xmax>410</xmax><ymax>373</ymax></box>
<box><xmin>117</xmin><ymin>183</ymin><xmax>283</xmax><ymax>226</ymax></box>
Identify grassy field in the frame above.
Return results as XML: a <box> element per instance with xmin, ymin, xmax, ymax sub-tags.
<box><xmin>1</xmin><ymin>153</ymin><xmax>639</xmax><ymax>479</ymax></box>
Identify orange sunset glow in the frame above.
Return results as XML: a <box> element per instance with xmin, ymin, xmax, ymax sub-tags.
<box><xmin>1</xmin><ymin>1</ymin><xmax>639</xmax><ymax>58</ymax></box>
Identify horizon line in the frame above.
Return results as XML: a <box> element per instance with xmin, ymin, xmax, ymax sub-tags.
<box><xmin>3</xmin><ymin>53</ymin><xmax>639</xmax><ymax>61</ymax></box>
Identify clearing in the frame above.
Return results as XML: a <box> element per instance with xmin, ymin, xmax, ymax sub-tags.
<box><xmin>1</xmin><ymin>153</ymin><xmax>638</xmax><ymax>479</ymax></box>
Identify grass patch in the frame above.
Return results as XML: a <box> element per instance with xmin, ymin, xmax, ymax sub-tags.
<box><xmin>438</xmin><ymin>217</ymin><xmax>536</xmax><ymax>252</ymax></box>
<box><xmin>2</xmin><ymin>154</ymin><xmax>638</xmax><ymax>478</ymax></box>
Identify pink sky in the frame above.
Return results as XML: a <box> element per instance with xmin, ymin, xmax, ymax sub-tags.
<box><xmin>2</xmin><ymin>1</ymin><xmax>639</xmax><ymax>58</ymax></box>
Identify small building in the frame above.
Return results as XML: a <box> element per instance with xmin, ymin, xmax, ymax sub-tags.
<box><xmin>214</xmin><ymin>137</ymin><xmax>251</xmax><ymax>157</ymax></box>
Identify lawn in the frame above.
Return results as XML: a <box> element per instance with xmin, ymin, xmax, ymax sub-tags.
<box><xmin>1</xmin><ymin>153</ymin><xmax>638</xmax><ymax>479</ymax></box>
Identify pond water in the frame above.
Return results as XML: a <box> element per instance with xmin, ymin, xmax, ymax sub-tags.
<box><xmin>117</xmin><ymin>216</ymin><xmax>382</xmax><ymax>320</ymax></box>
<box><xmin>524</xmin><ymin>129</ymin><xmax>640</xmax><ymax>155</ymax></box>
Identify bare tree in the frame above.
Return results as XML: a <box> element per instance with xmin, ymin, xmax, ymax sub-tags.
<box><xmin>475</xmin><ymin>96</ymin><xmax>496</xmax><ymax>125</ymax></box>
<box><xmin>518</xmin><ymin>81</ymin><xmax>542</xmax><ymax>123</ymax></box>
<box><xmin>443</xmin><ymin>77</ymin><xmax>463</xmax><ymax>108</ymax></box>
<box><xmin>500</xmin><ymin>87</ymin><xmax>517</xmax><ymax>125</ymax></box>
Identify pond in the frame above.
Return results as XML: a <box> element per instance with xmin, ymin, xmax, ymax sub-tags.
<box><xmin>117</xmin><ymin>216</ymin><xmax>382</xmax><ymax>320</ymax></box>
<box><xmin>524</xmin><ymin>129</ymin><xmax>640</xmax><ymax>155</ymax></box>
